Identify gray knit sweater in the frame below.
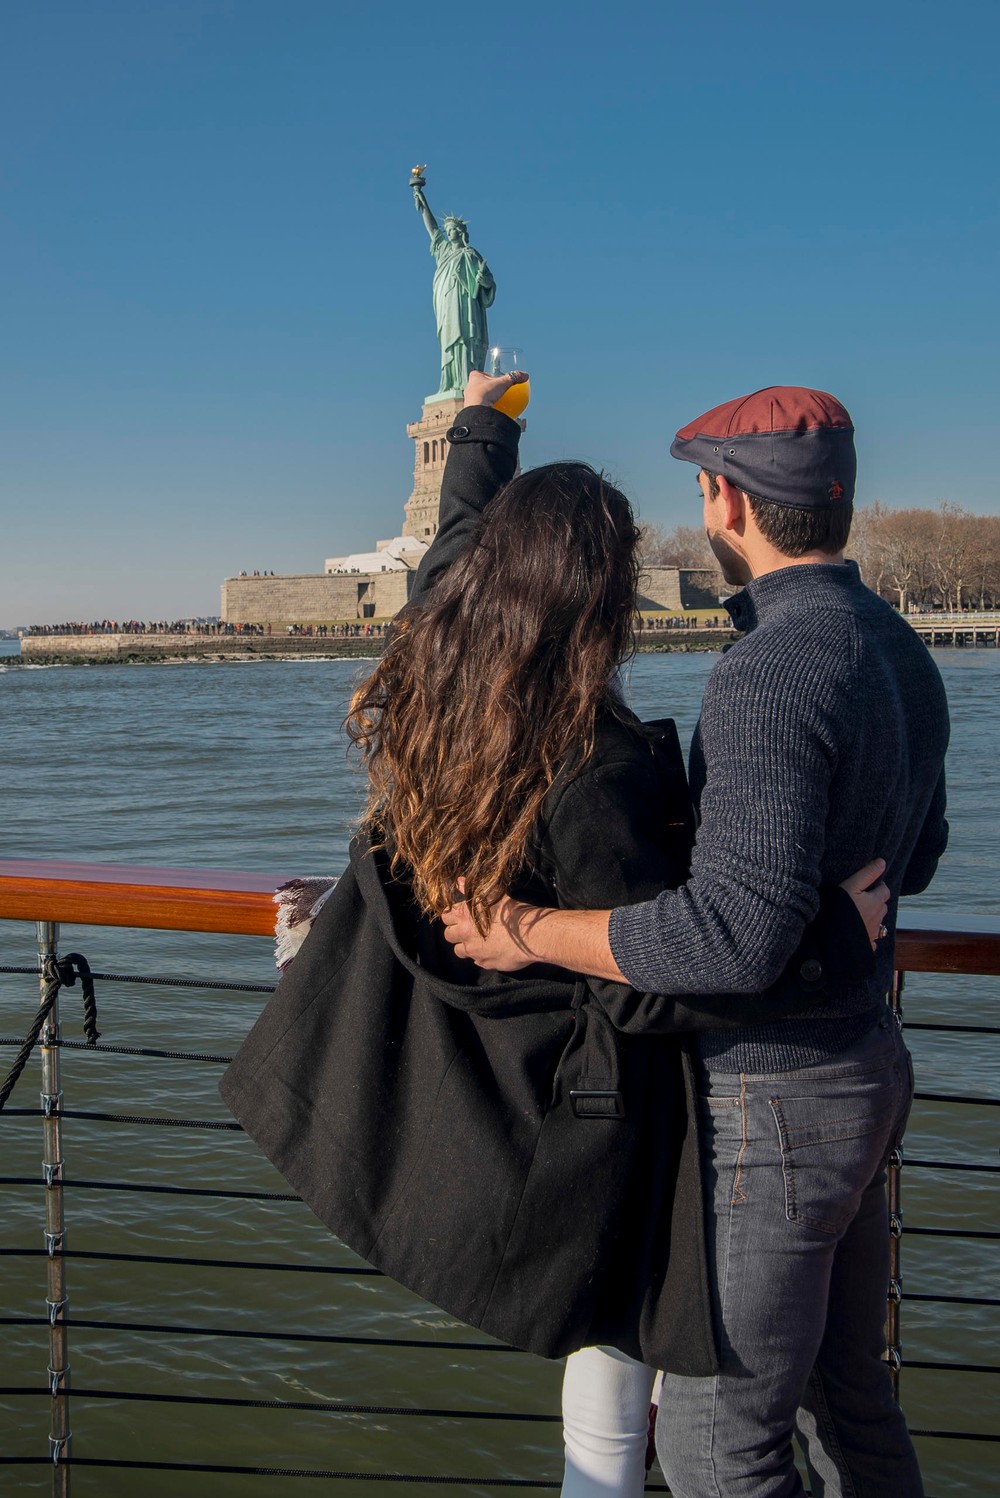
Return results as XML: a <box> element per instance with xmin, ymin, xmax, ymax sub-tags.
<box><xmin>608</xmin><ymin>561</ymin><xmax>950</xmax><ymax>1072</ymax></box>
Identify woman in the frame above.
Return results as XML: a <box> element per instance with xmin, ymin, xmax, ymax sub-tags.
<box><xmin>221</xmin><ymin>371</ymin><xmax>884</xmax><ymax>1493</ymax></box>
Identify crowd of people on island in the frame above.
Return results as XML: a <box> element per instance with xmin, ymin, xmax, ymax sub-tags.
<box><xmin>639</xmin><ymin>614</ymin><xmax>728</xmax><ymax>630</ymax></box>
<box><xmin>22</xmin><ymin>619</ymin><xmax>223</xmax><ymax>637</ymax></box>
<box><xmin>21</xmin><ymin>618</ymin><xmax>390</xmax><ymax>639</ymax></box>
<box><xmin>23</xmin><ymin>615</ymin><xmax>722</xmax><ymax>640</ymax></box>
<box><xmin>286</xmin><ymin>622</ymin><xmax>386</xmax><ymax>637</ymax></box>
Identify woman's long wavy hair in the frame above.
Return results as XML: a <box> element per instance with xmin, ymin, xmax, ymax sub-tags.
<box><xmin>345</xmin><ymin>462</ymin><xmax>640</xmax><ymax>933</ymax></box>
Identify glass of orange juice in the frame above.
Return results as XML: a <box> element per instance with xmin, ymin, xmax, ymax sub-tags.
<box><xmin>485</xmin><ymin>345</ymin><xmax>530</xmax><ymax>420</ymax></box>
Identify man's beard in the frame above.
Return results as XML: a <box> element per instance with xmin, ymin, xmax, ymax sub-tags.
<box><xmin>708</xmin><ymin>530</ymin><xmax>751</xmax><ymax>587</ymax></box>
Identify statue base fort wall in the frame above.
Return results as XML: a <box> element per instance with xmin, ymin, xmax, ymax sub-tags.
<box><xmin>215</xmin><ymin>565</ymin><xmax>720</xmax><ymax>632</ymax></box>
<box><xmin>638</xmin><ymin>566</ymin><xmax>724</xmax><ymax>613</ymax></box>
<box><xmin>221</xmin><ymin>570</ymin><xmax>413</xmax><ymax>627</ymax></box>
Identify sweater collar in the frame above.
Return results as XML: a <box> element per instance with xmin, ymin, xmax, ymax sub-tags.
<box><xmin>725</xmin><ymin>559</ymin><xmax>862</xmax><ymax>633</ymax></box>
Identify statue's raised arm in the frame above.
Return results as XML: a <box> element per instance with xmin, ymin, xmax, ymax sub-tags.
<box><xmin>409</xmin><ymin>166</ymin><xmax>495</xmax><ymax>399</ymax></box>
<box><xmin>410</xmin><ymin>167</ymin><xmax>438</xmax><ymax>240</ymax></box>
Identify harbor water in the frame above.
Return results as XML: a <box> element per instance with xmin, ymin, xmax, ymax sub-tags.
<box><xmin>0</xmin><ymin>644</ymin><xmax>997</xmax><ymax>1495</ymax></box>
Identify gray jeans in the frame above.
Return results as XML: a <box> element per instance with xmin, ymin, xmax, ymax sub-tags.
<box><xmin>657</xmin><ymin>1011</ymin><xmax>922</xmax><ymax>1498</ymax></box>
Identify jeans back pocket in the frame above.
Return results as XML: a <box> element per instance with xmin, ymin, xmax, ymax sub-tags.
<box><xmin>769</xmin><ymin>1074</ymin><xmax>899</xmax><ymax>1236</ymax></box>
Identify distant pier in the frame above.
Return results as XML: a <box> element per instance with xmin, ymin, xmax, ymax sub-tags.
<box><xmin>905</xmin><ymin>611</ymin><xmax>1000</xmax><ymax>647</ymax></box>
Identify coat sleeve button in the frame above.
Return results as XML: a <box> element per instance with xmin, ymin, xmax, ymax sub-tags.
<box><xmin>799</xmin><ymin>958</ymin><xmax>823</xmax><ymax>983</ymax></box>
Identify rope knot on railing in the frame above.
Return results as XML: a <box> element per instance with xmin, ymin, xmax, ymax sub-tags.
<box><xmin>47</xmin><ymin>953</ymin><xmax>100</xmax><ymax>1046</ymax></box>
<box><xmin>0</xmin><ymin>953</ymin><xmax>100</xmax><ymax>1112</ymax></box>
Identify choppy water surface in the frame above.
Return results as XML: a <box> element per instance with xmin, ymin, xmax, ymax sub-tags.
<box><xmin>1</xmin><ymin>647</ymin><xmax>997</xmax><ymax>1495</ymax></box>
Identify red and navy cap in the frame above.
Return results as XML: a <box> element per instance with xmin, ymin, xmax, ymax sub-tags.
<box><xmin>670</xmin><ymin>386</ymin><xmax>856</xmax><ymax>509</ymax></box>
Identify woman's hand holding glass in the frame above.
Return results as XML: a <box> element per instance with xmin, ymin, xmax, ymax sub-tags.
<box><xmin>464</xmin><ymin>367</ymin><xmax>529</xmax><ymax>413</ymax></box>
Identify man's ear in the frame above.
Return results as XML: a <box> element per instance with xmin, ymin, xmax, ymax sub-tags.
<box><xmin>715</xmin><ymin>474</ymin><xmax>748</xmax><ymax>533</ymax></box>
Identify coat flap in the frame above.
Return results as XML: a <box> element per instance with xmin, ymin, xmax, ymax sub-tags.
<box><xmin>349</xmin><ymin>834</ymin><xmax>578</xmax><ymax>1017</ymax></box>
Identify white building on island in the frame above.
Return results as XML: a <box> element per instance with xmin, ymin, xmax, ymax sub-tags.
<box><xmin>324</xmin><ymin>535</ymin><xmax>428</xmax><ymax>576</ymax></box>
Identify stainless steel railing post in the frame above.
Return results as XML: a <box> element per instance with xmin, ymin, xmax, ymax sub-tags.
<box><xmin>886</xmin><ymin>968</ymin><xmax>905</xmax><ymax>1400</ymax></box>
<box><xmin>37</xmin><ymin>920</ymin><xmax>71</xmax><ymax>1494</ymax></box>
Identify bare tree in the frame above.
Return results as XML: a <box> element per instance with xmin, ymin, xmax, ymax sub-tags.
<box><xmin>639</xmin><ymin>522</ymin><xmax>719</xmax><ymax>573</ymax></box>
<box><xmin>967</xmin><ymin>514</ymin><xmax>1000</xmax><ymax>608</ymax></box>
<box><xmin>847</xmin><ymin>502</ymin><xmax>888</xmax><ymax>596</ymax></box>
<box><xmin>866</xmin><ymin>508</ymin><xmax>928</xmax><ymax>611</ymax></box>
<box><xmin>927</xmin><ymin>503</ymin><xmax>976</xmax><ymax>611</ymax></box>
<box><xmin>644</xmin><ymin>503</ymin><xmax>1000</xmax><ymax>612</ymax></box>
<box><xmin>851</xmin><ymin>501</ymin><xmax>1000</xmax><ymax>611</ymax></box>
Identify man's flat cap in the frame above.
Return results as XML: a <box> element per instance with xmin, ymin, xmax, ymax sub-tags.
<box><xmin>670</xmin><ymin>386</ymin><xmax>856</xmax><ymax>509</ymax></box>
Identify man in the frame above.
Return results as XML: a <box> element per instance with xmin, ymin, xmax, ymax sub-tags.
<box><xmin>444</xmin><ymin>386</ymin><xmax>949</xmax><ymax>1497</ymax></box>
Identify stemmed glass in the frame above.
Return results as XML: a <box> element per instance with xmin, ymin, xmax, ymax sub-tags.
<box><xmin>484</xmin><ymin>346</ymin><xmax>530</xmax><ymax>419</ymax></box>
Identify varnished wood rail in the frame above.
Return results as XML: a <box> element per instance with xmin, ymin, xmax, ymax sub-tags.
<box><xmin>0</xmin><ymin>860</ymin><xmax>288</xmax><ymax>936</ymax></box>
<box><xmin>0</xmin><ymin>860</ymin><xmax>998</xmax><ymax>973</ymax></box>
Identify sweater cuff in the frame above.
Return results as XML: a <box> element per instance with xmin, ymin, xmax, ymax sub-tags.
<box><xmin>608</xmin><ymin>898</ymin><xmax>665</xmax><ymax>991</ymax></box>
<box><xmin>447</xmin><ymin>405</ymin><xmax>522</xmax><ymax>453</ymax></box>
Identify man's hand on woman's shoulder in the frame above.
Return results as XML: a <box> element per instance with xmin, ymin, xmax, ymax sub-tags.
<box><xmin>441</xmin><ymin>881</ymin><xmax>625</xmax><ymax>982</ymax></box>
<box><xmin>442</xmin><ymin>891</ymin><xmax>536</xmax><ymax>971</ymax></box>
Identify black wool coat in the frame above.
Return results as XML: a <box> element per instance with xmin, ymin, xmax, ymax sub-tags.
<box><xmin>220</xmin><ymin>405</ymin><xmax>873</xmax><ymax>1375</ymax></box>
<box><xmin>221</xmin><ymin>727</ymin><xmax>720</xmax><ymax>1372</ymax></box>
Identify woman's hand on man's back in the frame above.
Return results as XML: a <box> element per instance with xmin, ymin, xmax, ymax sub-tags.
<box><xmin>840</xmin><ymin>858</ymin><xmax>890</xmax><ymax>949</ymax></box>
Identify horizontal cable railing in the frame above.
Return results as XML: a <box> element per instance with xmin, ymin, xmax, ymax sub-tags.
<box><xmin>1</xmin><ymin>860</ymin><xmax>997</xmax><ymax>1495</ymax></box>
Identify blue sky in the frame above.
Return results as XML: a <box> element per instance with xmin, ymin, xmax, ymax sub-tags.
<box><xmin>1</xmin><ymin>0</ymin><xmax>997</xmax><ymax>625</ymax></box>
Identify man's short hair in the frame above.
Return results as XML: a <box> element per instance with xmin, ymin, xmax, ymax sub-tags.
<box><xmin>704</xmin><ymin>472</ymin><xmax>853</xmax><ymax>557</ymax></box>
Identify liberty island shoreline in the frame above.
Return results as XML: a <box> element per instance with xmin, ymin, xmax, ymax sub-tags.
<box><xmin>6</xmin><ymin>628</ymin><xmax>740</xmax><ymax>667</ymax></box>
<box><xmin>11</xmin><ymin>615</ymin><xmax>1000</xmax><ymax>666</ymax></box>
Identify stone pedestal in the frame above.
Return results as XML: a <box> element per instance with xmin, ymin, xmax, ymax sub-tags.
<box><xmin>404</xmin><ymin>395</ymin><xmax>526</xmax><ymax>539</ymax></box>
<box><xmin>403</xmin><ymin>396</ymin><xmax>464</xmax><ymax>539</ymax></box>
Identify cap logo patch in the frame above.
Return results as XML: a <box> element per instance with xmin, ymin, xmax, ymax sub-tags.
<box><xmin>829</xmin><ymin>481</ymin><xmax>844</xmax><ymax>500</ymax></box>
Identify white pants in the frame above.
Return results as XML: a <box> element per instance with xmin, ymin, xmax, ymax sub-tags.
<box><xmin>560</xmin><ymin>1345</ymin><xmax>658</xmax><ymax>1497</ymax></box>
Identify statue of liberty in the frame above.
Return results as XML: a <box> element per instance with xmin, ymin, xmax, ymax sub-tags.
<box><xmin>411</xmin><ymin>167</ymin><xmax>495</xmax><ymax>399</ymax></box>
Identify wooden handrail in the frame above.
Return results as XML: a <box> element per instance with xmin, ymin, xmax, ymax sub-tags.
<box><xmin>0</xmin><ymin>860</ymin><xmax>998</xmax><ymax>973</ymax></box>
<box><xmin>892</xmin><ymin>926</ymin><xmax>1000</xmax><ymax>976</ymax></box>
<box><xmin>0</xmin><ymin>860</ymin><xmax>290</xmax><ymax>937</ymax></box>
